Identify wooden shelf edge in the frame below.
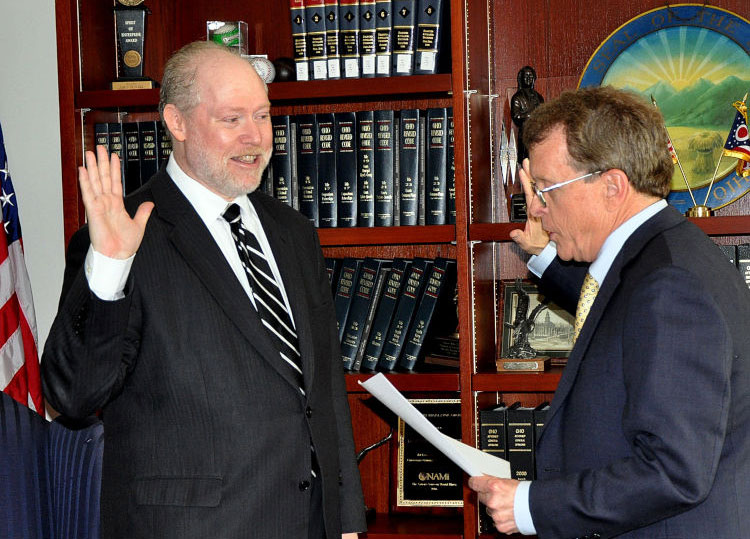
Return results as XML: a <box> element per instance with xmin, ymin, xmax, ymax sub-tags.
<box><xmin>362</xmin><ymin>512</ymin><xmax>463</xmax><ymax>538</ymax></box>
<box><xmin>75</xmin><ymin>74</ymin><xmax>453</xmax><ymax>110</ymax></box>
<box><xmin>318</xmin><ymin>225</ymin><xmax>455</xmax><ymax>246</ymax></box>
<box><xmin>346</xmin><ymin>372</ymin><xmax>460</xmax><ymax>393</ymax></box>
<box><xmin>472</xmin><ymin>368</ymin><xmax>563</xmax><ymax>393</ymax></box>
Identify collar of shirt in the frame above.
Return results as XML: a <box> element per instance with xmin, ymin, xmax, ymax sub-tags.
<box><xmin>588</xmin><ymin>199</ymin><xmax>668</xmax><ymax>285</ymax></box>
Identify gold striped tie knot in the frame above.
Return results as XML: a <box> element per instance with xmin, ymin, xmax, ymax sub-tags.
<box><xmin>573</xmin><ymin>273</ymin><xmax>599</xmax><ymax>343</ymax></box>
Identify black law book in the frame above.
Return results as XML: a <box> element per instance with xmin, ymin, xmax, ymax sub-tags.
<box><xmin>93</xmin><ymin>123</ymin><xmax>109</xmax><ymax>152</ymax></box>
<box><xmin>398</xmin><ymin>109</ymin><xmax>421</xmax><ymax>226</ymax></box>
<box><xmin>446</xmin><ymin>108</ymin><xmax>456</xmax><ymax>224</ymax></box>
<box><xmin>374</xmin><ymin>109</ymin><xmax>395</xmax><ymax>227</ymax></box>
<box><xmin>335</xmin><ymin>111</ymin><xmax>358</xmax><ymax>227</ymax></box>
<box><xmin>122</xmin><ymin>122</ymin><xmax>141</xmax><ymax>195</ymax></box>
<box><xmin>425</xmin><ymin>107</ymin><xmax>448</xmax><ymax>225</ymax></box>
<box><xmin>325</xmin><ymin>257</ymin><xmax>343</xmax><ymax>297</ymax></box>
<box><xmin>478</xmin><ymin>402</ymin><xmax>509</xmax><ymax>534</ymax></box>
<box><xmin>737</xmin><ymin>244</ymin><xmax>750</xmax><ymax>288</ymax></box>
<box><xmin>138</xmin><ymin>120</ymin><xmax>158</xmax><ymax>183</ymax></box>
<box><xmin>271</xmin><ymin>115</ymin><xmax>295</xmax><ymax>207</ymax></box>
<box><xmin>414</xmin><ymin>0</ymin><xmax>445</xmax><ymax>75</ymax></box>
<box><xmin>391</xmin><ymin>0</ymin><xmax>416</xmax><ymax>76</ymax></box>
<box><xmin>306</xmin><ymin>0</ymin><xmax>329</xmax><ymax>80</ymax></box>
<box><xmin>417</xmin><ymin>113</ymin><xmax>426</xmax><ymax>225</ymax></box>
<box><xmin>156</xmin><ymin>121</ymin><xmax>172</xmax><ymax>169</ymax></box>
<box><xmin>358</xmin><ymin>0</ymin><xmax>377</xmax><ymax>77</ymax></box>
<box><xmin>374</xmin><ymin>0</ymin><xmax>393</xmax><ymax>76</ymax></box>
<box><xmin>107</xmin><ymin>121</ymin><xmax>126</xmax><ymax>188</ymax></box>
<box><xmin>338</xmin><ymin>0</ymin><xmax>361</xmax><ymax>79</ymax></box>
<box><xmin>360</xmin><ymin>258</ymin><xmax>412</xmax><ymax>371</ymax></box>
<box><xmin>317</xmin><ymin>112</ymin><xmax>337</xmax><ymax>228</ymax></box>
<box><xmin>377</xmin><ymin>257</ymin><xmax>434</xmax><ymax>371</ymax></box>
<box><xmin>356</xmin><ymin>110</ymin><xmax>375</xmax><ymax>227</ymax></box>
<box><xmin>296</xmin><ymin>114</ymin><xmax>319</xmax><ymax>226</ymax></box>
<box><xmin>399</xmin><ymin>257</ymin><xmax>456</xmax><ymax>370</ymax></box>
<box><xmin>351</xmin><ymin>264</ymin><xmax>391</xmax><ymax>371</ymax></box>
<box><xmin>289</xmin><ymin>0</ymin><xmax>310</xmax><ymax>81</ymax></box>
<box><xmin>334</xmin><ymin>257</ymin><xmax>364</xmax><ymax>342</ymax></box>
<box><xmin>325</xmin><ymin>0</ymin><xmax>342</xmax><ymax>79</ymax></box>
<box><xmin>506</xmin><ymin>402</ymin><xmax>535</xmax><ymax>482</ymax></box>
<box><xmin>533</xmin><ymin>402</ymin><xmax>550</xmax><ymax>450</ymax></box>
<box><xmin>341</xmin><ymin>258</ymin><xmax>391</xmax><ymax>370</ymax></box>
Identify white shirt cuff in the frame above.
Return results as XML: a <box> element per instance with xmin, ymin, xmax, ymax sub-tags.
<box><xmin>527</xmin><ymin>241</ymin><xmax>557</xmax><ymax>278</ymax></box>
<box><xmin>84</xmin><ymin>246</ymin><xmax>135</xmax><ymax>301</ymax></box>
<box><xmin>513</xmin><ymin>480</ymin><xmax>537</xmax><ymax>535</ymax></box>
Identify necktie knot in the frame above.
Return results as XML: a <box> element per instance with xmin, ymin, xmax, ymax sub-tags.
<box><xmin>222</xmin><ymin>203</ymin><xmax>242</xmax><ymax>225</ymax></box>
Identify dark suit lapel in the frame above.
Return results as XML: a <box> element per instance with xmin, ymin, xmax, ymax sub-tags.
<box><xmin>150</xmin><ymin>175</ymin><xmax>299</xmax><ymax>389</ymax></box>
<box><xmin>542</xmin><ymin>206</ymin><xmax>685</xmax><ymax>430</ymax></box>
<box><xmin>250</xmin><ymin>193</ymin><xmax>316</xmax><ymax>391</ymax></box>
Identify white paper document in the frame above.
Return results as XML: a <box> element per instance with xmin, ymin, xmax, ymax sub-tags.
<box><xmin>359</xmin><ymin>373</ymin><xmax>510</xmax><ymax>478</ymax></box>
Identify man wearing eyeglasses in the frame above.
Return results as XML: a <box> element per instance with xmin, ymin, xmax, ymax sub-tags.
<box><xmin>470</xmin><ymin>86</ymin><xmax>750</xmax><ymax>538</ymax></box>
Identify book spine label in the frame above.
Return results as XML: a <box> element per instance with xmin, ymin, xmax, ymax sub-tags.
<box><xmin>271</xmin><ymin>115</ymin><xmax>294</xmax><ymax>207</ymax></box>
<box><xmin>361</xmin><ymin>259</ymin><xmax>411</xmax><ymax>370</ymax></box>
<box><xmin>338</xmin><ymin>0</ymin><xmax>361</xmax><ymax>78</ymax></box>
<box><xmin>358</xmin><ymin>0</ymin><xmax>377</xmax><ymax>77</ymax></box>
<box><xmin>156</xmin><ymin>122</ymin><xmax>172</xmax><ymax>169</ymax></box>
<box><xmin>138</xmin><ymin>121</ymin><xmax>158</xmax><ymax>183</ymax></box>
<box><xmin>290</xmin><ymin>0</ymin><xmax>310</xmax><ymax>81</ymax></box>
<box><xmin>94</xmin><ymin>123</ymin><xmax>109</xmax><ymax>152</ymax></box>
<box><xmin>122</xmin><ymin>122</ymin><xmax>141</xmax><ymax>195</ymax></box>
<box><xmin>425</xmin><ymin>108</ymin><xmax>447</xmax><ymax>225</ymax></box>
<box><xmin>107</xmin><ymin>122</ymin><xmax>126</xmax><ymax>186</ymax></box>
<box><xmin>378</xmin><ymin>259</ymin><xmax>433</xmax><ymax>370</ymax></box>
<box><xmin>398</xmin><ymin>109</ymin><xmax>420</xmax><ymax>226</ymax></box>
<box><xmin>507</xmin><ymin>406</ymin><xmax>535</xmax><ymax>481</ymax></box>
<box><xmin>399</xmin><ymin>258</ymin><xmax>453</xmax><ymax>369</ymax></box>
<box><xmin>325</xmin><ymin>0</ymin><xmax>341</xmax><ymax>79</ymax></box>
<box><xmin>414</xmin><ymin>0</ymin><xmax>443</xmax><ymax>74</ymax></box>
<box><xmin>335</xmin><ymin>112</ymin><xmax>358</xmax><ymax>227</ymax></box>
<box><xmin>374</xmin><ymin>109</ymin><xmax>395</xmax><ymax>227</ymax></box>
<box><xmin>306</xmin><ymin>0</ymin><xmax>329</xmax><ymax>79</ymax></box>
<box><xmin>374</xmin><ymin>0</ymin><xmax>393</xmax><ymax>76</ymax></box>
<box><xmin>334</xmin><ymin>259</ymin><xmax>363</xmax><ymax>341</ymax></box>
<box><xmin>296</xmin><ymin>114</ymin><xmax>319</xmax><ymax>226</ymax></box>
<box><xmin>391</xmin><ymin>0</ymin><xmax>416</xmax><ymax>75</ymax></box>
<box><xmin>447</xmin><ymin>108</ymin><xmax>456</xmax><ymax>224</ymax></box>
<box><xmin>737</xmin><ymin>244</ymin><xmax>750</xmax><ymax>288</ymax></box>
<box><xmin>317</xmin><ymin>113</ymin><xmax>337</xmax><ymax>227</ymax></box>
<box><xmin>356</xmin><ymin>110</ymin><xmax>375</xmax><ymax>227</ymax></box>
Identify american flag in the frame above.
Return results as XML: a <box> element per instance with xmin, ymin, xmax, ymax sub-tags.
<box><xmin>0</xmin><ymin>121</ymin><xmax>42</xmax><ymax>413</ymax></box>
<box><xmin>723</xmin><ymin>100</ymin><xmax>750</xmax><ymax>175</ymax></box>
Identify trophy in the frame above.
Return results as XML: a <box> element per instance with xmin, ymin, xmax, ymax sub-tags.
<box><xmin>497</xmin><ymin>279</ymin><xmax>550</xmax><ymax>372</ymax></box>
<box><xmin>112</xmin><ymin>0</ymin><xmax>155</xmax><ymax>90</ymax></box>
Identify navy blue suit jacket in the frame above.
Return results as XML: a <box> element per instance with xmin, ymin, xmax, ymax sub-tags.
<box><xmin>529</xmin><ymin>206</ymin><xmax>750</xmax><ymax>538</ymax></box>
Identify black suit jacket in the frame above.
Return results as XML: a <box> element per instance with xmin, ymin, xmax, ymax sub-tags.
<box><xmin>529</xmin><ymin>206</ymin><xmax>750</xmax><ymax>538</ymax></box>
<box><xmin>42</xmin><ymin>170</ymin><xmax>366</xmax><ymax>538</ymax></box>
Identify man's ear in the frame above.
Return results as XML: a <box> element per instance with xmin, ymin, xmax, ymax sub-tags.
<box><xmin>603</xmin><ymin>169</ymin><xmax>630</xmax><ymax>209</ymax></box>
<box><xmin>163</xmin><ymin>104</ymin><xmax>187</xmax><ymax>143</ymax></box>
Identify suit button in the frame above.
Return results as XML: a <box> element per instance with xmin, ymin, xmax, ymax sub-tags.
<box><xmin>306</xmin><ymin>406</ymin><xmax>313</xmax><ymax>418</ymax></box>
<box><xmin>299</xmin><ymin>480</ymin><xmax>311</xmax><ymax>491</ymax></box>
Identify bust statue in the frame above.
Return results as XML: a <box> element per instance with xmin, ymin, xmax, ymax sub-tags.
<box><xmin>510</xmin><ymin>66</ymin><xmax>544</xmax><ymax>162</ymax></box>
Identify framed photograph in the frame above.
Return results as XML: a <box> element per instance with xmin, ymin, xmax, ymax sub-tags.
<box><xmin>392</xmin><ymin>399</ymin><xmax>463</xmax><ymax>513</ymax></box>
<box><xmin>499</xmin><ymin>280</ymin><xmax>574</xmax><ymax>361</ymax></box>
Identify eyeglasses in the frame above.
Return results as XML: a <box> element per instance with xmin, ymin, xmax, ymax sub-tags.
<box><xmin>530</xmin><ymin>171</ymin><xmax>602</xmax><ymax>207</ymax></box>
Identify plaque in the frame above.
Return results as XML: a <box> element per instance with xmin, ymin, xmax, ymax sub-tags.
<box><xmin>394</xmin><ymin>399</ymin><xmax>463</xmax><ymax>511</ymax></box>
<box><xmin>112</xmin><ymin>0</ymin><xmax>155</xmax><ymax>90</ymax></box>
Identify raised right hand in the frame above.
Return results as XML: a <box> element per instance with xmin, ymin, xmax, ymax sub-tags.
<box><xmin>509</xmin><ymin>158</ymin><xmax>549</xmax><ymax>256</ymax></box>
<box><xmin>78</xmin><ymin>145</ymin><xmax>154</xmax><ymax>259</ymax></box>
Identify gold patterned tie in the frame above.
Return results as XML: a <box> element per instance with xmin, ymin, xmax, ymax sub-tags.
<box><xmin>573</xmin><ymin>273</ymin><xmax>599</xmax><ymax>343</ymax></box>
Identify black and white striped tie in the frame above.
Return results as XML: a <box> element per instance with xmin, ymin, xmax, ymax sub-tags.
<box><xmin>222</xmin><ymin>203</ymin><xmax>305</xmax><ymax>395</ymax></box>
